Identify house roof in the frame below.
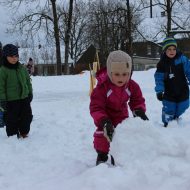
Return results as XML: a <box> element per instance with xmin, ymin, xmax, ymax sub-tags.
<box><xmin>76</xmin><ymin>44</ymin><xmax>97</xmax><ymax>65</ymax></box>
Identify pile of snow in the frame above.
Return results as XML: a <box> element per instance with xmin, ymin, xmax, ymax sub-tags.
<box><xmin>1</xmin><ymin>69</ymin><xmax>190</xmax><ymax>190</ymax></box>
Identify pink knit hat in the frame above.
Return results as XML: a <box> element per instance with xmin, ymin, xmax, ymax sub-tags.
<box><xmin>106</xmin><ymin>50</ymin><xmax>132</xmax><ymax>80</ymax></box>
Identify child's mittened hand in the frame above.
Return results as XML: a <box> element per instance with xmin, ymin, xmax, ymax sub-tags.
<box><xmin>156</xmin><ymin>92</ymin><xmax>164</xmax><ymax>101</ymax></box>
<box><xmin>102</xmin><ymin>119</ymin><xmax>115</xmax><ymax>142</ymax></box>
<box><xmin>133</xmin><ymin>109</ymin><xmax>149</xmax><ymax>120</ymax></box>
<box><xmin>28</xmin><ymin>94</ymin><xmax>33</xmax><ymax>102</ymax></box>
<box><xmin>0</xmin><ymin>101</ymin><xmax>7</xmax><ymax>112</ymax></box>
<box><xmin>0</xmin><ymin>102</ymin><xmax>6</xmax><ymax>128</ymax></box>
<box><xmin>0</xmin><ymin>109</ymin><xmax>5</xmax><ymax>128</ymax></box>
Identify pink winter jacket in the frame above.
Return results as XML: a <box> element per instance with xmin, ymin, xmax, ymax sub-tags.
<box><xmin>90</xmin><ymin>68</ymin><xmax>146</xmax><ymax>129</ymax></box>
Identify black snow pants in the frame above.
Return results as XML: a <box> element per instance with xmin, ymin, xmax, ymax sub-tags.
<box><xmin>4</xmin><ymin>97</ymin><xmax>33</xmax><ymax>137</ymax></box>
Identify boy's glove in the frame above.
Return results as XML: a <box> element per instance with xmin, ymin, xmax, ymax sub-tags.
<box><xmin>156</xmin><ymin>92</ymin><xmax>164</xmax><ymax>101</ymax></box>
<box><xmin>0</xmin><ymin>101</ymin><xmax>7</xmax><ymax>112</ymax></box>
<box><xmin>101</xmin><ymin>119</ymin><xmax>115</xmax><ymax>142</ymax></box>
<box><xmin>0</xmin><ymin>102</ymin><xmax>6</xmax><ymax>128</ymax></box>
<box><xmin>28</xmin><ymin>93</ymin><xmax>33</xmax><ymax>102</ymax></box>
<box><xmin>0</xmin><ymin>110</ymin><xmax>5</xmax><ymax>128</ymax></box>
<box><xmin>133</xmin><ymin>109</ymin><xmax>149</xmax><ymax>120</ymax></box>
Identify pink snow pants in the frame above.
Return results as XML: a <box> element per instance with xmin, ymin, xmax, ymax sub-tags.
<box><xmin>93</xmin><ymin>130</ymin><xmax>110</xmax><ymax>153</ymax></box>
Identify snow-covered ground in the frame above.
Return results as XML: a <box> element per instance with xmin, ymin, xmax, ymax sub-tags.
<box><xmin>1</xmin><ymin>69</ymin><xmax>190</xmax><ymax>190</ymax></box>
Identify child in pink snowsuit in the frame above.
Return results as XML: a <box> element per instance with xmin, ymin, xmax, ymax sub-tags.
<box><xmin>90</xmin><ymin>50</ymin><xmax>148</xmax><ymax>165</ymax></box>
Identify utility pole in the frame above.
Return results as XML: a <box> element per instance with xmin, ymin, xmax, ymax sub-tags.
<box><xmin>166</xmin><ymin>0</ymin><xmax>171</xmax><ymax>36</ymax></box>
<box><xmin>126</xmin><ymin>0</ymin><xmax>132</xmax><ymax>56</ymax></box>
<box><xmin>150</xmin><ymin>0</ymin><xmax>153</xmax><ymax>18</ymax></box>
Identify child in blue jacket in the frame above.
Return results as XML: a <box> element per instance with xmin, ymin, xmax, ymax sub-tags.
<box><xmin>154</xmin><ymin>37</ymin><xmax>190</xmax><ymax>127</ymax></box>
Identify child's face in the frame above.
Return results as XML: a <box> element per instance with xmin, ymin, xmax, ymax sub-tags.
<box><xmin>111</xmin><ymin>72</ymin><xmax>130</xmax><ymax>87</ymax></box>
<box><xmin>165</xmin><ymin>46</ymin><xmax>176</xmax><ymax>58</ymax></box>
<box><xmin>7</xmin><ymin>55</ymin><xmax>19</xmax><ymax>64</ymax></box>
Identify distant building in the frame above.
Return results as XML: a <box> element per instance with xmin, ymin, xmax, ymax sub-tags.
<box><xmin>172</xmin><ymin>38</ymin><xmax>190</xmax><ymax>58</ymax></box>
<box><xmin>132</xmin><ymin>40</ymin><xmax>162</xmax><ymax>70</ymax></box>
<box><xmin>132</xmin><ymin>41</ymin><xmax>162</xmax><ymax>58</ymax></box>
<box><xmin>75</xmin><ymin>38</ymin><xmax>190</xmax><ymax>73</ymax></box>
<box><xmin>18</xmin><ymin>45</ymin><xmax>73</xmax><ymax>76</ymax></box>
<box><xmin>75</xmin><ymin>42</ymin><xmax>162</xmax><ymax>73</ymax></box>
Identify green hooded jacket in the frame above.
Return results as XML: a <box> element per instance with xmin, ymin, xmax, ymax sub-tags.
<box><xmin>0</xmin><ymin>63</ymin><xmax>32</xmax><ymax>101</ymax></box>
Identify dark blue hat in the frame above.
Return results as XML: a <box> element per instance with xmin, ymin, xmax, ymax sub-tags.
<box><xmin>2</xmin><ymin>44</ymin><xmax>18</xmax><ymax>57</ymax></box>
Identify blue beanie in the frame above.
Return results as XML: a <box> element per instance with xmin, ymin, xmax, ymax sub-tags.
<box><xmin>162</xmin><ymin>37</ymin><xmax>177</xmax><ymax>51</ymax></box>
<box><xmin>2</xmin><ymin>44</ymin><xmax>18</xmax><ymax>57</ymax></box>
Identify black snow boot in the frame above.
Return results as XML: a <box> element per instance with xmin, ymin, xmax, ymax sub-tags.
<box><xmin>96</xmin><ymin>152</ymin><xmax>115</xmax><ymax>166</ymax></box>
<box><xmin>96</xmin><ymin>152</ymin><xmax>108</xmax><ymax>166</ymax></box>
<box><xmin>164</xmin><ymin>122</ymin><xmax>168</xmax><ymax>127</ymax></box>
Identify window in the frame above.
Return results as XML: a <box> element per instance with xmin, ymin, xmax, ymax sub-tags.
<box><xmin>161</xmin><ymin>11</ymin><xmax>166</xmax><ymax>17</ymax></box>
<box><xmin>147</xmin><ymin>45</ymin><xmax>151</xmax><ymax>55</ymax></box>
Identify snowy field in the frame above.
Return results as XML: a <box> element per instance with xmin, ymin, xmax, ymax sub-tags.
<box><xmin>1</xmin><ymin>69</ymin><xmax>190</xmax><ymax>190</ymax></box>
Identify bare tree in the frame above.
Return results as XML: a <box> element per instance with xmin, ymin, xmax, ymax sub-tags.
<box><xmin>64</xmin><ymin>0</ymin><xmax>74</xmax><ymax>75</ymax></box>
<box><xmin>130</xmin><ymin>0</ymin><xmax>190</xmax><ymax>41</ymax></box>
<box><xmin>153</xmin><ymin>0</ymin><xmax>190</xmax><ymax>36</ymax></box>
<box><xmin>69</xmin><ymin>1</ymin><xmax>91</xmax><ymax>64</ymax></box>
<box><xmin>57</xmin><ymin>0</ymin><xmax>90</xmax><ymax>66</ymax></box>
<box><xmin>86</xmin><ymin>0</ymin><xmax>142</xmax><ymax>58</ymax></box>
<box><xmin>50</xmin><ymin>0</ymin><xmax>62</xmax><ymax>75</ymax></box>
<box><xmin>2</xmin><ymin>0</ymin><xmax>62</xmax><ymax>75</ymax></box>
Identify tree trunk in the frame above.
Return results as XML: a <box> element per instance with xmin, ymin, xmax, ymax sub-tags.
<box><xmin>64</xmin><ymin>0</ymin><xmax>74</xmax><ymax>75</ymax></box>
<box><xmin>51</xmin><ymin>0</ymin><xmax>62</xmax><ymax>75</ymax></box>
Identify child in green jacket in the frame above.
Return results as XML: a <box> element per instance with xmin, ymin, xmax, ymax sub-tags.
<box><xmin>0</xmin><ymin>44</ymin><xmax>33</xmax><ymax>138</ymax></box>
